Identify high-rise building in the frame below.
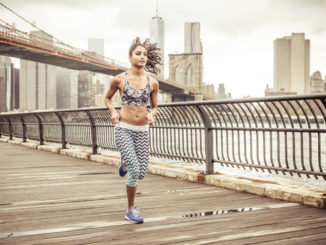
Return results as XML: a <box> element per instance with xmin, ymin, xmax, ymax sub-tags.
<box><xmin>0</xmin><ymin>56</ymin><xmax>12</xmax><ymax>112</ymax></box>
<box><xmin>20</xmin><ymin>60</ymin><xmax>56</xmax><ymax>111</ymax></box>
<box><xmin>13</xmin><ymin>67</ymin><xmax>19</xmax><ymax>110</ymax></box>
<box><xmin>78</xmin><ymin>71</ymin><xmax>94</xmax><ymax>108</ymax></box>
<box><xmin>20</xmin><ymin>31</ymin><xmax>56</xmax><ymax>111</ymax></box>
<box><xmin>150</xmin><ymin>2</ymin><xmax>165</xmax><ymax>78</ymax></box>
<box><xmin>184</xmin><ymin>22</ymin><xmax>202</xmax><ymax>54</ymax></box>
<box><xmin>217</xmin><ymin>84</ymin><xmax>227</xmax><ymax>99</ymax></box>
<box><xmin>310</xmin><ymin>71</ymin><xmax>324</xmax><ymax>93</ymax></box>
<box><xmin>274</xmin><ymin>33</ymin><xmax>310</xmax><ymax>95</ymax></box>
<box><xmin>88</xmin><ymin>38</ymin><xmax>104</xmax><ymax>56</ymax></box>
<box><xmin>56</xmin><ymin>67</ymin><xmax>78</xmax><ymax>109</ymax></box>
<box><xmin>0</xmin><ymin>56</ymin><xmax>20</xmax><ymax>112</ymax></box>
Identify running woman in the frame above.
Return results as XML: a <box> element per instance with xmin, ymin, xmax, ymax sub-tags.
<box><xmin>104</xmin><ymin>37</ymin><xmax>160</xmax><ymax>224</ymax></box>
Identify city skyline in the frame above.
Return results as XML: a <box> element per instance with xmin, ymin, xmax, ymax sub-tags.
<box><xmin>1</xmin><ymin>0</ymin><xmax>326</xmax><ymax>98</ymax></box>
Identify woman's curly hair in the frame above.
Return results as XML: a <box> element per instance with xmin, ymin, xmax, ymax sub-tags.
<box><xmin>129</xmin><ymin>37</ymin><xmax>162</xmax><ymax>75</ymax></box>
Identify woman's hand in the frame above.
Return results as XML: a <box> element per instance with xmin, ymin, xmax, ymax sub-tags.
<box><xmin>147</xmin><ymin>113</ymin><xmax>155</xmax><ymax>126</ymax></box>
<box><xmin>111</xmin><ymin>111</ymin><xmax>120</xmax><ymax>124</ymax></box>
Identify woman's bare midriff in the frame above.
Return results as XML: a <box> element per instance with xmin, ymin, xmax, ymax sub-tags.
<box><xmin>119</xmin><ymin>105</ymin><xmax>148</xmax><ymax>126</ymax></box>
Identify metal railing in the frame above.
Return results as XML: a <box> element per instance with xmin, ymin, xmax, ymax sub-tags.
<box><xmin>1</xmin><ymin>94</ymin><xmax>326</xmax><ymax>180</ymax></box>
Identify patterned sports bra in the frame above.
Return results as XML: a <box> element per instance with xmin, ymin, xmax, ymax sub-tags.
<box><xmin>121</xmin><ymin>71</ymin><xmax>151</xmax><ymax>107</ymax></box>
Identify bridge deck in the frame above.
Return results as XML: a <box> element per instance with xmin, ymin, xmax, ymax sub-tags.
<box><xmin>0</xmin><ymin>142</ymin><xmax>325</xmax><ymax>244</ymax></box>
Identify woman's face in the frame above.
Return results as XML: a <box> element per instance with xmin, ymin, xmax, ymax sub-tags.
<box><xmin>129</xmin><ymin>45</ymin><xmax>147</xmax><ymax>68</ymax></box>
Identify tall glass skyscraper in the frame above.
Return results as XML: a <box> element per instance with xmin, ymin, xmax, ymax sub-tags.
<box><xmin>150</xmin><ymin>2</ymin><xmax>165</xmax><ymax>78</ymax></box>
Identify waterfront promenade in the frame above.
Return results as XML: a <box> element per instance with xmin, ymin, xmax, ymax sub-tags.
<box><xmin>1</xmin><ymin>142</ymin><xmax>326</xmax><ymax>244</ymax></box>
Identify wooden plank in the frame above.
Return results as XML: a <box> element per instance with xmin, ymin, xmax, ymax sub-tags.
<box><xmin>0</xmin><ymin>142</ymin><xmax>325</xmax><ymax>244</ymax></box>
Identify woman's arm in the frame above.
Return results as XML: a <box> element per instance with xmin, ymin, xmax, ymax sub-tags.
<box><xmin>148</xmin><ymin>78</ymin><xmax>159</xmax><ymax>125</ymax></box>
<box><xmin>104</xmin><ymin>75</ymin><xmax>122</xmax><ymax>124</ymax></box>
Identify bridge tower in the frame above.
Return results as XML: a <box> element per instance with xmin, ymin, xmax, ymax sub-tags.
<box><xmin>169</xmin><ymin>22</ymin><xmax>203</xmax><ymax>101</ymax></box>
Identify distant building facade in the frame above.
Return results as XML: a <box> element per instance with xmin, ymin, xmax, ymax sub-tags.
<box><xmin>78</xmin><ymin>71</ymin><xmax>94</xmax><ymax>108</ymax></box>
<box><xmin>273</xmin><ymin>33</ymin><xmax>310</xmax><ymax>95</ymax></box>
<box><xmin>0</xmin><ymin>56</ymin><xmax>19</xmax><ymax>112</ymax></box>
<box><xmin>19</xmin><ymin>31</ymin><xmax>56</xmax><ymax>111</ymax></box>
<box><xmin>310</xmin><ymin>71</ymin><xmax>325</xmax><ymax>93</ymax></box>
<box><xmin>20</xmin><ymin>60</ymin><xmax>56</xmax><ymax>111</ymax></box>
<box><xmin>56</xmin><ymin>67</ymin><xmax>78</xmax><ymax>109</ymax></box>
<box><xmin>201</xmin><ymin>83</ymin><xmax>216</xmax><ymax>99</ymax></box>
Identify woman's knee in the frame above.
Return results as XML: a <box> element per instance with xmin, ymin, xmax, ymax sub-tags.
<box><xmin>126</xmin><ymin>173</ymin><xmax>138</xmax><ymax>187</ymax></box>
<box><xmin>138</xmin><ymin>169</ymin><xmax>148</xmax><ymax>179</ymax></box>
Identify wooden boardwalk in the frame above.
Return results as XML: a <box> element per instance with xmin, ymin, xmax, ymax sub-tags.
<box><xmin>0</xmin><ymin>142</ymin><xmax>326</xmax><ymax>245</ymax></box>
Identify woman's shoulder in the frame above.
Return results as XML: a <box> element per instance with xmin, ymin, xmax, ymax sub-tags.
<box><xmin>148</xmin><ymin>75</ymin><xmax>159</xmax><ymax>90</ymax></box>
<box><xmin>111</xmin><ymin>72</ymin><xmax>126</xmax><ymax>85</ymax></box>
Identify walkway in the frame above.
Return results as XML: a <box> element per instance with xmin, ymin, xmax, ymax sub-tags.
<box><xmin>0</xmin><ymin>142</ymin><xmax>325</xmax><ymax>244</ymax></box>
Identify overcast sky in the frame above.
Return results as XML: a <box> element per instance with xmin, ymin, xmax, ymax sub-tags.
<box><xmin>1</xmin><ymin>0</ymin><xmax>326</xmax><ymax>98</ymax></box>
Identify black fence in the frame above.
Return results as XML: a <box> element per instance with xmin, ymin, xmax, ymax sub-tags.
<box><xmin>1</xmin><ymin>94</ymin><xmax>325</xmax><ymax>180</ymax></box>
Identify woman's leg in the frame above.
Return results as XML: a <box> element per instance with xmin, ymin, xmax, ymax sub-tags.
<box><xmin>126</xmin><ymin>185</ymin><xmax>137</xmax><ymax>210</ymax></box>
<box><xmin>115</xmin><ymin>127</ymin><xmax>140</xmax><ymax>210</ymax></box>
<box><xmin>133</xmin><ymin>130</ymin><xmax>149</xmax><ymax>180</ymax></box>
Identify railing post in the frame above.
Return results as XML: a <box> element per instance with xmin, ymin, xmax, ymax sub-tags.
<box><xmin>85</xmin><ymin>110</ymin><xmax>97</xmax><ymax>154</ymax></box>
<box><xmin>196</xmin><ymin>105</ymin><xmax>214</xmax><ymax>174</ymax></box>
<box><xmin>0</xmin><ymin>116</ymin><xmax>2</xmax><ymax>138</ymax></box>
<box><xmin>34</xmin><ymin>114</ymin><xmax>44</xmax><ymax>145</ymax></box>
<box><xmin>55</xmin><ymin>112</ymin><xmax>66</xmax><ymax>149</ymax></box>
<box><xmin>21</xmin><ymin>116</ymin><xmax>27</xmax><ymax>142</ymax></box>
<box><xmin>7</xmin><ymin>116</ymin><xmax>13</xmax><ymax>140</ymax></box>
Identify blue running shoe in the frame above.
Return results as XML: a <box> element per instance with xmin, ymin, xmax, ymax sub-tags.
<box><xmin>125</xmin><ymin>207</ymin><xmax>143</xmax><ymax>224</ymax></box>
<box><xmin>119</xmin><ymin>159</ymin><xmax>127</xmax><ymax>177</ymax></box>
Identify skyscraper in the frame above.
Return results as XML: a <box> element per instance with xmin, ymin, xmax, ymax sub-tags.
<box><xmin>19</xmin><ymin>31</ymin><xmax>56</xmax><ymax>111</ymax></box>
<box><xmin>20</xmin><ymin>60</ymin><xmax>56</xmax><ymax>111</ymax></box>
<box><xmin>274</xmin><ymin>33</ymin><xmax>310</xmax><ymax>94</ymax></box>
<box><xmin>310</xmin><ymin>71</ymin><xmax>324</xmax><ymax>93</ymax></box>
<box><xmin>0</xmin><ymin>56</ymin><xmax>19</xmax><ymax>112</ymax></box>
<box><xmin>0</xmin><ymin>56</ymin><xmax>12</xmax><ymax>112</ymax></box>
<box><xmin>78</xmin><ymin>71</ymin><xmax>94</xmax><ymax>108</ymax></box>
<box><xmin>150</xmin><ymin>1</ymin><xmax>164</xmax><ymax>78</ymax></box>
<box><xmin>184</xmin><ymin>22</ymin><xmax>202</xmax><ymax>54</ymax></box>
<box><xmin>56</xmin><ymin>67</ymin><xmax>78</xmax><ymax>109</ymax></box>
<box><xmin>88</xmin><ymin>38</ymin><xmax>104</xmax><ymax>56</ymax></box>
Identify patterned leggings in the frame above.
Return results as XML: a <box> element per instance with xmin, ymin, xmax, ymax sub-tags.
<box><xmin>115</xmin><ymin>123</ymin><xmax>149</xmax><ymax>187</ymax></box>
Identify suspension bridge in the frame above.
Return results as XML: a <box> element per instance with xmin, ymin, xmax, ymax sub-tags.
<box><xmin>0</xmin><ymin>2</ymin><xmax>211</xmax><ymax>101</ymax></box>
